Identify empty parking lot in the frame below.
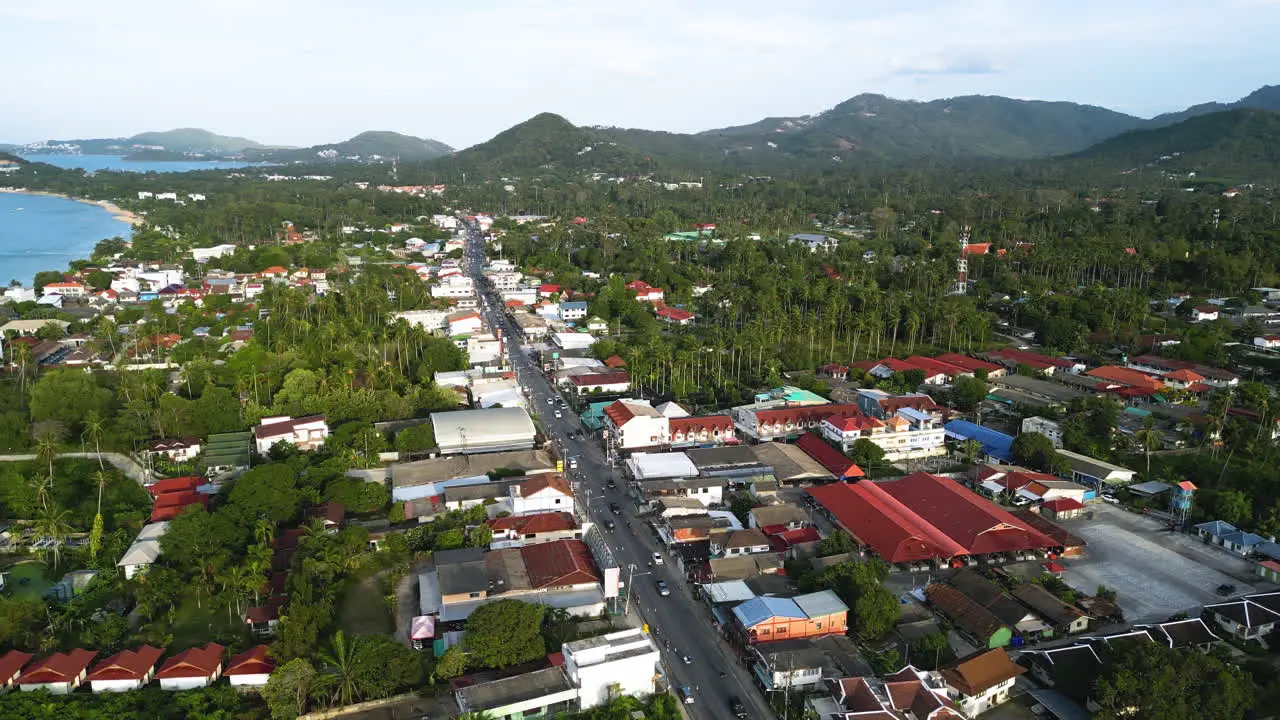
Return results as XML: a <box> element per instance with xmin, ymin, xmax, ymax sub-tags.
<box><xmin>1058</xmin><ymin>505</ymin><xmax>1261</xmax><ymax>622</ymax></box>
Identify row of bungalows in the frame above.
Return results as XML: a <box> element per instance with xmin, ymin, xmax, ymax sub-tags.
<box><xmin>0</xmin><ymin>644</ymin><xmax>273</xmax><ymax>695</ymax></box>
<box><xmin>922</xmin><ymin>569</ymin><xmax>1090</xmax><ymax>650</ymax></box>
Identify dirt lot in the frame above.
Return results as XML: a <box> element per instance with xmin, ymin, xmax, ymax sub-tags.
<box><xmin>1055</xmin><ymin>504</ymin><xmax>1265</xmax><ymax>622</ymax></box>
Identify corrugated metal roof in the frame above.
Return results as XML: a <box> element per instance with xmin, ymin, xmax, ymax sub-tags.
<box><xmin>793</xmin><ymin>590</ymin><xmax>848</xmax><ymax>617</ymax></box>
<box><xmin>731</xmin><ymin>596</ymin><xmax>805</xmax><ymax>627</ymax></box>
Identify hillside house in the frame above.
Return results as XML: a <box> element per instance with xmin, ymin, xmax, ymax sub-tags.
<box><xmin>254</xmin><ymin>415</ymin><xmax>329</xmax><ymax>454</ymax></box>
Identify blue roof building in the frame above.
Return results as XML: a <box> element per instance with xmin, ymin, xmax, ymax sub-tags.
<box><xmin>944</xmin><ymin>420</ymin><xmax>1015</xmax><ymax>462</ymax></box>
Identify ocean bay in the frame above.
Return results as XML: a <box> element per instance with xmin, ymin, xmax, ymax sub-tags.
<box><xmin>0</xmin><ymin>192</ymin><xmax>132</xmax><ymax>286</ymax></box>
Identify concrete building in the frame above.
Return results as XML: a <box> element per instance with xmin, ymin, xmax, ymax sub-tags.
<box><xmin>1056</xmin><ymin>449</ymin><xmax>1135</xmax><ymax>488</ymax></box>
<box><xmin>603</xmin><ymin>399</ymin><xmax>669</xmax><ymax>452</ymax></box>
<box><xmin>224</xmin><ymin>645</ymin><xmax>274</xmax><ymax>688</ymax></box>
<box><xmin>938</xmin><ymin>648</ymin><xmax>1026</xmax><ymax>717</ymax></box>
<box><xmin>254</xmin><ymin>415</ymin><xmax>329</xmax><ymax>454</ymax></box>
<box><xmin>17</xmin><ymin>649</ymin><xmax>97</xmax><ymax>694</ymax></box>
<box><xmin>563</xmin><ymin>628</ymin><xmax>662</xmax><ymax>708</ymax></box>
<box><xmin>85</xmin><ymin>646</ymin><xmax>164</xmax><ymax>693</ymax></box>
<box><xmin>432</xmin><ymin>407</ymin><xmax>537</xmax><ymax>455</ymax></box>
<box><xmin>730</xmin><ymin>590</ymin><xmax>849</xmax><ymax>644</ymax></box>
<box><xmin>1021</xmin><ymin>416</ymin><xmax>1064</xmax><ymax>447</ymax></box>
<box><xmin>116</xmin><ymin>521</ymin><xmax>169</xmax><ymax>580</ymax></box>
<box><xmin>456</xmin><ymin>666</ymin><xmax>579</xmax><ymax>719</ymax></box>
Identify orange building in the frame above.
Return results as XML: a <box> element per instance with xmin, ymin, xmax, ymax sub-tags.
<box><xmin>730</xmin><ymin>590</ymin><xmax>848</xmax><ymax>644</ymax></box>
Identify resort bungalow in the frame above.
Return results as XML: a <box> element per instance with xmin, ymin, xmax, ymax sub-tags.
<box><xmin>17</xmin><ymin>649</ymin><xmax>97</xmax><ymax>694</ymax></box>
<box><xmin>224</xmin><ymin>645</ymin><xmax>275</xmax><ymax>687</ymax></box>
<box><xmin>156</xmin><ymin>643</ymin><xmax>224</xmax><ymax>690</ymax></box>
<box><xmin>0</xmin><ymin>651</ymin><xmax>33</xmax><ymax>690</ymax></box>
<box><xmin>86</xmin><ymin>645</ymin><xmax>164</xmax><ymax>693</ymax></box>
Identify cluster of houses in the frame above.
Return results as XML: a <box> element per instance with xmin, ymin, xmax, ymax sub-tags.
<box><xmin>0</xmin><ymin>644</ymin><xmax>273</xmax><ymax>695</ymax></box>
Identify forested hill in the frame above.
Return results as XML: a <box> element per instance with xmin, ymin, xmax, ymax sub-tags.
<box><xmin>427</xmin><ymin>113</ymin><xmax>656</xmax><ymax>176</ymax></box>
<box><xmin>246</xmin><ymin>131</ymin><xmax>454</xmax><ymax>163</ymax></box>
<box><xmin>1070</xmin><ymin>108</ymin><xmax>1280</xmax><ymax>180</ymax></box>
<box><xmin>1145</xmin><ymin>85</ymin><xmax>1280</xmax><ymax>129</ymax></box>
<box><xmin>696</xmin><ymin>93</ymin><xmax>1145</xmax><ymax>162</ymax></box>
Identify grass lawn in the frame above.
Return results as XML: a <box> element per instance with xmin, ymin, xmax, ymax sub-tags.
<box><xmin>158</xmin><ymin>596</ymin><xmax>247</xmax><ymax>650</ymax></box>
<box><xmin>337</xmin><ymin>573</ymin><xmax>392</xmax><ymax>636</ymax></box>
<box><xmin>5</xmin><ymin>560</ymin><xmax>52</xmax><ymax>600</ymax></box>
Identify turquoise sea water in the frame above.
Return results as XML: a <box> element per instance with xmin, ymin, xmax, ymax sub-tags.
<box><xmin>0</xmin><ymin>193</ymin><xmax>132</xmax><ymax>286</ymax></box>
<box><xmin>22</xmin><ymin>154</ymin><xmax>267</xmax><ymax>173</ymax></box>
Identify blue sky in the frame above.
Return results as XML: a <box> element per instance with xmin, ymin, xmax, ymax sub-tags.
<box><xmin>2</xmin><ymin>0</ymin><xmax>1278</xmax><ymax>149</ymax></box>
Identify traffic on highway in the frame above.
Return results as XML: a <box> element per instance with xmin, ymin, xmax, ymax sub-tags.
<box><xmin>464</xmin><ymin>223</ymin><xmax>773</xmax><ymax>720</ymax></box>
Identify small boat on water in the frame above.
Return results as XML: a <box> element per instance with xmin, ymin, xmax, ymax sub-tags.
<box><xmin>12</xmin><ymin>207</ymin><xmax>22</xmax><ymax>212</ymax></box>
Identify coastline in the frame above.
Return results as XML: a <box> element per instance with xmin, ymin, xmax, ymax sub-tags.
<box><xmin>0</xmin><ymin>187</ymin><xmax>142</xmax><ymax>226</ymax></box>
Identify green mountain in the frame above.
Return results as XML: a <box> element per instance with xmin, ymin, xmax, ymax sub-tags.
<box><xmin>0</xmin><ymin>151</ymin><xmax>26</xmax><ymax>164</ymax></box>
<box><xmin>252</xmin><ymin>131</ymin><xmax>453</xmax><ymax>163</ymax></box>
<box><xmin>1071</xmin><ymin>108</ymin><xmax>1280</xmax><ymax>180</ymax></box>
<box><xmin>429</xmin><ymin>113</ymin><xmax>651</xmax><ymax>175</ymax></box>
<box><xmin>125</xmin><ymin>128</ymin><xmax>268</xmax><ymax>153</ymax></box>
<box><xmin>1146</xmin><ymin>85</ymin><xmax>1280</xmax><ymax>128</ymax></box>
<box><xmin>698</xmin><ymin>93</ymin><xmax>1145</xmax><ymax>162</ymax></box>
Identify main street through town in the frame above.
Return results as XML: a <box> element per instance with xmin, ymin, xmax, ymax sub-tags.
<box><xmin>465</xmin><ymin>225</ymin><xmax>773</xmax><ymax>720</ymax></box>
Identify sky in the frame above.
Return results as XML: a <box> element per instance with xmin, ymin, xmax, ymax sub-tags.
<box><xmin>2</xmin><ymin>0</ymin><xmax>1279</xmax><ymax>150</ymax></box>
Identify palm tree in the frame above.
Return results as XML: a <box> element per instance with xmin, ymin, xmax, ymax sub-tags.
<box><xmin>88</xmin><ymin>469</ymin><xmax>110</xmax><ymax>559</ymax></box>
<box><xmin>319</xmin><ymin>631</ymin><xmax>363</xmax><ymax>707</ymax></box>
<box><xmin>82</xmin><ymin>412</ymin><xmax>107</xmax><ymax>469</ymax></box>
<box><xmin>33</xmin><ymin>506</ymin><xmax>74</xmax><ymax>568</ymax></box>
<box><xmin>34</xmin><ymin>430</ymin><xmax>60</xmax><ymax>486</ymax></box>
<box><xmin>29</xmin><ymin>474</ymin><xmax>53</xmax><ymax>513</ymax></box>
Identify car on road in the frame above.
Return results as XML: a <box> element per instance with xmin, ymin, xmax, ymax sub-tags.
<box><xmin>656</xmin><ymin>580</ymin><xmax>670</xmax><ymax>596</ymax></box>
<box><xmin>1217</xmin><ymin>583</ymin><xmax>1237</xmax><ymax>597</ymax></box>
<box><xmin>606</xmin><ymin>478</ymin><xmax>616</xmax><ymax>489</ymax></box>
<box><xmin>678</xmin><ymin>687</ymin><xmax>695</xmax><ymax>705</ymax></box>
<box><xmin>1101</xmin><ymin>492</ymin><xmax>1120</xmax><ymax>504</ymax></box>
<box><xmin>681</xmin><ymin>654</ymin><xmax>692</xmax><ymax>665</ymax></box>
<box><xmin>609</xmin><ymin>503</ymin><xmax>622</xmax><ymax>515</ymax></box>
<box><xmin>729</xmin><ymin>696</ymin><xmax>747</xmax><ymax>718</ymax></box>
<box><xmin>652</xmin><ymin>552</ymin><xmax>663</xmax><ymax>565</ymax></box>
<box><xmin>568</xmin><ymin>456</ymin><xmax>578</xmax><ymax>469</ymax></box>
<box><xmin>546</xmin><ymin>397</ymin><xmax>554</xmax><ymax>405</ymax></box>
<box><xmin>603</xmin><ymin>518</ymin><xmax>616</xmax><ymax>531</ymax></box>
<box><xmin>554</xmin><ymin>410</ymin><xmax>562</xmax><ymax>418</ymax></box>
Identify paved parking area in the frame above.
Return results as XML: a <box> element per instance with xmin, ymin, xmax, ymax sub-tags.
<box><xmin>1057</xmin><ymin>504</ymin><xmax>1262</xmax><ymax>622</ymax></box>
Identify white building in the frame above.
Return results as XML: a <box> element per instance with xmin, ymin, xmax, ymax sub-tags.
<box><xmin>560</xmin><ymin>301</ymin><xmax>589</xmax><ymax>321</ymax></box>
<box><xmin>116</xmin><ymin>522</ymin><xmax>169</xmax><ymax>580</ymax></box>
<box><xmin>487</xmin><ymin>271</ymin><xmax>523</xmax><ymax>291</ymax></box>
<box><xmin>432</xmin><ymin>407</ymin><xmax>537</xmax><ymax>455</ymax></box>
<box><xmin>819</xmin><ymin>409</ymin><xmax>946</xmax><ymax>461</ymax></box>
<box><xmin>155</xmin><ymin>643</ymin><xmax>223</xmax><ymax>690</ymax></box>
<box><xmin>253</xmin><ymin>415</ymin><xmax>329</xmax><ymax>454</ymax></box>
<box><xmin>509</xmin><ymin>475</ymin><xmax>575</xmax><ymax>516</ymax></box>
<box><xmin>394</xmin><ymin>309</ymin><xmax>450</xmax><ymax>332</ymax></box>
<box><xmin>17</xmin><ymin>650</ymin><xmax>97</xmax><ymax>695</ymax></box>
<box><xmin>86</xmin><ymin>646</ymin><xmax>163</xmax><ymax>693</ymax></box>
<box><xmin>603</xmin><ymin>400</ymin><xmax>670</xmax><ymax>452</ymax></box>
<box><xmin>447</xmin><ymin>310</ymin><xmax>484</xmax><ymax>336</ymax></box>
<box><xmin>563</xmin><ymin>629</ymin><xmax>662</xmax><ymax>708</ymax></box>
<box><xmin>191</xmin><ymin>244</ymin><xmax>238</xmax><ymax>262</ymax></box>
<box><xmin>938</xmin><ymin>648</ymin><xmax>1026</xmax><ymax>717</ymax></box>
<box><xmin>1254</xmin><ymin>336</ymin><xmax>1280</xmax><ymax>350</ymax></box>
<box><xmin>552</xmin><ymin>332</ymin><xmax>597</xmax><ymax>351</ymax></box>
<box><xmin>431</xmin><ymin>275</ymin><xmax>476</xmax><ymax>298</ymax></box>
<box><xmin>1021</xmin><ymin>416</ymin><xmax>1064</xmax><ymax>447</ymax></box>
<box><xmin>223</xmin><ymin>646</ymin><xmax>274</xmax><ymax>688</ymax></box>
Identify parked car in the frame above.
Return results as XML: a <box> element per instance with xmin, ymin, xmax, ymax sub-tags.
<box><xmin>652</xmin><ymin>552</ymin><xmax>664</xmax><ymax>565</ymax></box>
<box><xmin>1101</xmin><ymin>492</ymin><xmax>1119</xmax><ymax>504</ymax></box>
<box><xmin>678</xmin><ymin>687</ymin><xmax>695</xmax><ymax>705</ymax></box>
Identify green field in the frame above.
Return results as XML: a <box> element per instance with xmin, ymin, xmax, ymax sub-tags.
<box><xmin>5</xmin><ymin>560</ymin><xmax>52</xmax><ymax>600</ymax></box>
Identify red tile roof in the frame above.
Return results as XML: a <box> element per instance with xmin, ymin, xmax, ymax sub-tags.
<box><xmin>521</xmin><ymin>539</ymin><xmax>601</xmax><ymax>588</ymax></box>
<box><xmin>86</xmin><ymin>645</ymin><xmax>164</xmax><ymax>682</ymax></box>
<box><xmin>669</xmin><ymin>414</ymin><xmax>734</xmax><ymax>437</ymax></box>
<box><xmin>604</xmin><ymin>354</ymin><xmax>627</xmax><ymax>368</ymax></box>
<box><xmin>0</xmin><ymin>651</ymin><xmax>33</xmax><ymax>683</ymax></box>
<box><xmin>751</xmin><ymin>402</ymin><xmax>862</xmax><ymax>429</ymax></box>
<box><xmin>539</xmin><ymin>284</ymin><xmax>561</xmax><ymax>293</ymax></box>
<box><xmin>224</xmin><ymin>645</ymin><xmax>274</xmax><ymax>677</ymax></box>
<box><xmin>155</xmin><ymin>643</ymin><xmax>223</xmax><ymax>679</ymax></box>
<box><xmin>309</xmin><ymin>501</ymin><xmax>346</xmax><ymax>525</ymax></box>
<box><xmin>515</xmin><ymin>474</ymin><xmax>572</xmax><ymax>498</ymax></box>
<box><xmin>878</xmin><ymin>358</ymin><xmax>921</xmax><ymax>374</ymax></box>
<box><xmin>245</xmin><ymin>596</ymin><xmax>286</xmax><ymax>624</ymax></box>
<box><xmin>656</xmin><ymin>306</ymin><xmax>695</xmax><ymax>321</ymax></box>
<box><xmin>150</xmin><ymin>491</ymin><xmax>209</xmax><ymax>521</ymax></box>
<box><xmin>1087</xmin><ymin>365</ymin><xmax>1164</xmax><ymax>391</ymax></box>
<box><xmin>18</xmin><ymin>649</ymin><xmax>96</xmax><ymax>685</ymax></box>
<box><xmin>905</xmin><ymin>355</ymin><xmax>969</xmax><ymax>378</ymax></box>
<box><xmin>625</xmin><ymin>280</ymin><xmax>651</xmax><ymax>290</ymax></box>
<box><xmin>1165</xmin><ymin>369</ymin><xmax>1205</xmax><ymax>383</ymax></box>
<box><xmin>876</xmin><ymin>394</ymin><xmax>942</xmax><ymax>415</ymax></box>
<box><xmin>810</xmin><ymin>473</ymin><xmax>1057</xmax><ymax>562</ymax></box>
<box><xmin>1041</xmin><ymin>497</ymin><xmax>1086</xmax><ymax>512</ymax></box>
<box><xmin>795</xmin><ymin>432</ymin><xmax>864</xmax><ymax>478</ymax></box>
<box><xmin>147</xmin><ymin>476</ymin><xmax>202</xmax><ymax>497</ymax></box>
<box><xmin>828</xmin><ymin>414</ymin><xmax>885</xmax><ymax>433</ymax></box>
<box><xmin>987</xmin><ymin>348</ymin><xmax>1076</xmax><ymax>370</ymax></box>
<box><xmin>568</xmin><ymin>371</ymin><xmax>631</xmax><ymax>387</ymax></box>
<box><xmin>489</xmin><ymin>511</ymin><xmax>579</xmax><ymax>535</ymax></box>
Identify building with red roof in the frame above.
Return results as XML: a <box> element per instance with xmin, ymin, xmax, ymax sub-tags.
<box><xmin>668</xmin><ymin>415</ymin><xmax>737</xmax><ymax>448</ymax></box>
<box><xmin>539</xmin><ymin>284</ymin><xmax>561</xmax><ymax>296</ymax></box>
<box><xmin>567</xmin><ymin>370</ymin><xmax>632</xmax><ymax>394</ymax></box>
<box><xmin>603</xmin><ymin>354</ymin><xmax>627</xmax><ymax>368</ymax></box>
<box><xmin>795</xmin><ymin>432</ymin><xmax>864</xmax><ymax>479</ymax></box>
<box><xmin>86</xmin><ymin>645</ymin><xmax>164</xmax><ymax>692</ymax></box>
<box><xmin>905</xmin><ymin>355</ymin><xmax>971</xmax><ymax>382</ymax></box>
<box><xmin>150</xmin><ymin>490</ymin><xmax>210</xmax><ymax>522</ymax></box>
<box><xmin>17</xmin><ymin>649</ymin><xmax>97</xmax><ymax>694</ymax></box>
<box><xmin>1086</xmin><ymin>366</ymin><xmax>1164</xmax><ymax>393</ymax></box>
<box><xmin>156</xmin><ymin>643</ymin><xmax>224</xmax><ymax>690</ymax></box>
<box><xmin>0</xmin><ymin>651</ymin><xmax>33</xmax><ymax>690</ymax></box>
<box><xmin>982</xmin><ymin>349</ymin><xmax>1082</xmax><ymax>376</ymax></box>
<box><xmin>146</xmin><ymin>476</ymin><xmax>203</xmax><ymax>497</ymax></box>
<box><xmin>656</xmin><ymin>306</ymin><xmax>695</xmax><ymax>325</ymax></box>
<box><xmin>521</xmin><ymin>539</ymin><xmax>602</xmax><ymax>589</ymax></box>
<box><xmin>731</xmin><ymin>402</ymin><xmax>862</xmax><ymax>444</ymax></box>
<box><xmin>489</xmin><ymin>511</ymin><xmax>581</xmax><ymax>547</ymax></box>
<box><xmin>224</xmin><ymin>645</ymin><xmax>275</xmax><ymax>687</ymax></box>
<box><xmin>808</xmin><ymin>473</ymin><xmax>1058</xmax><ymax>564</ymax></box>
<box><xmin>1040</xmin><ymin>498</ymin><xmax>1086</xmax><ymax>520</ymax></box>
<box><xmin>934</xmin><ymin>353</ymin><xmax>1006</xmax><ymax>378</ymax></box>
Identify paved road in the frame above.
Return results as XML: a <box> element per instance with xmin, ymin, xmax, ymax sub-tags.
<box><xmin>0</xmin><ymin>452</ymin><xmax>152</xmax><ymax>485</ymax></box>
<box><xmin>466</xmin><ymin>226</ymin><xmax>769</xmax><ymax>720</ymax></box>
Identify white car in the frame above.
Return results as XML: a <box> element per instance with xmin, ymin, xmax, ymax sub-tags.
<box><xmin>652</xmin><ymin>552</ymin><xmax>663</xmax><ymax>565</ymax></box>
<box><xmin>1101</xmin><ymin>493</ymin><xmax>1120</xmax><ymax>504</ymax></box>
<box><xmin>554</xmin><ymin>410</ymin><xmax>562</xmax><ymax>419</ymax></box>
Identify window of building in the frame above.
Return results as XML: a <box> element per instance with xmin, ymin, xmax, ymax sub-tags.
<box><xmin>469</xmin><ymin>592</ymin><xmax>482</xmax><ymax>599</ymax></box>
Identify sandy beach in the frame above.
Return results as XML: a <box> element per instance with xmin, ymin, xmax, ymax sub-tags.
<box><xmin>0</xmin><ymin>187</ymin><xmax>142</xmax><ymax>226</ymax></box>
